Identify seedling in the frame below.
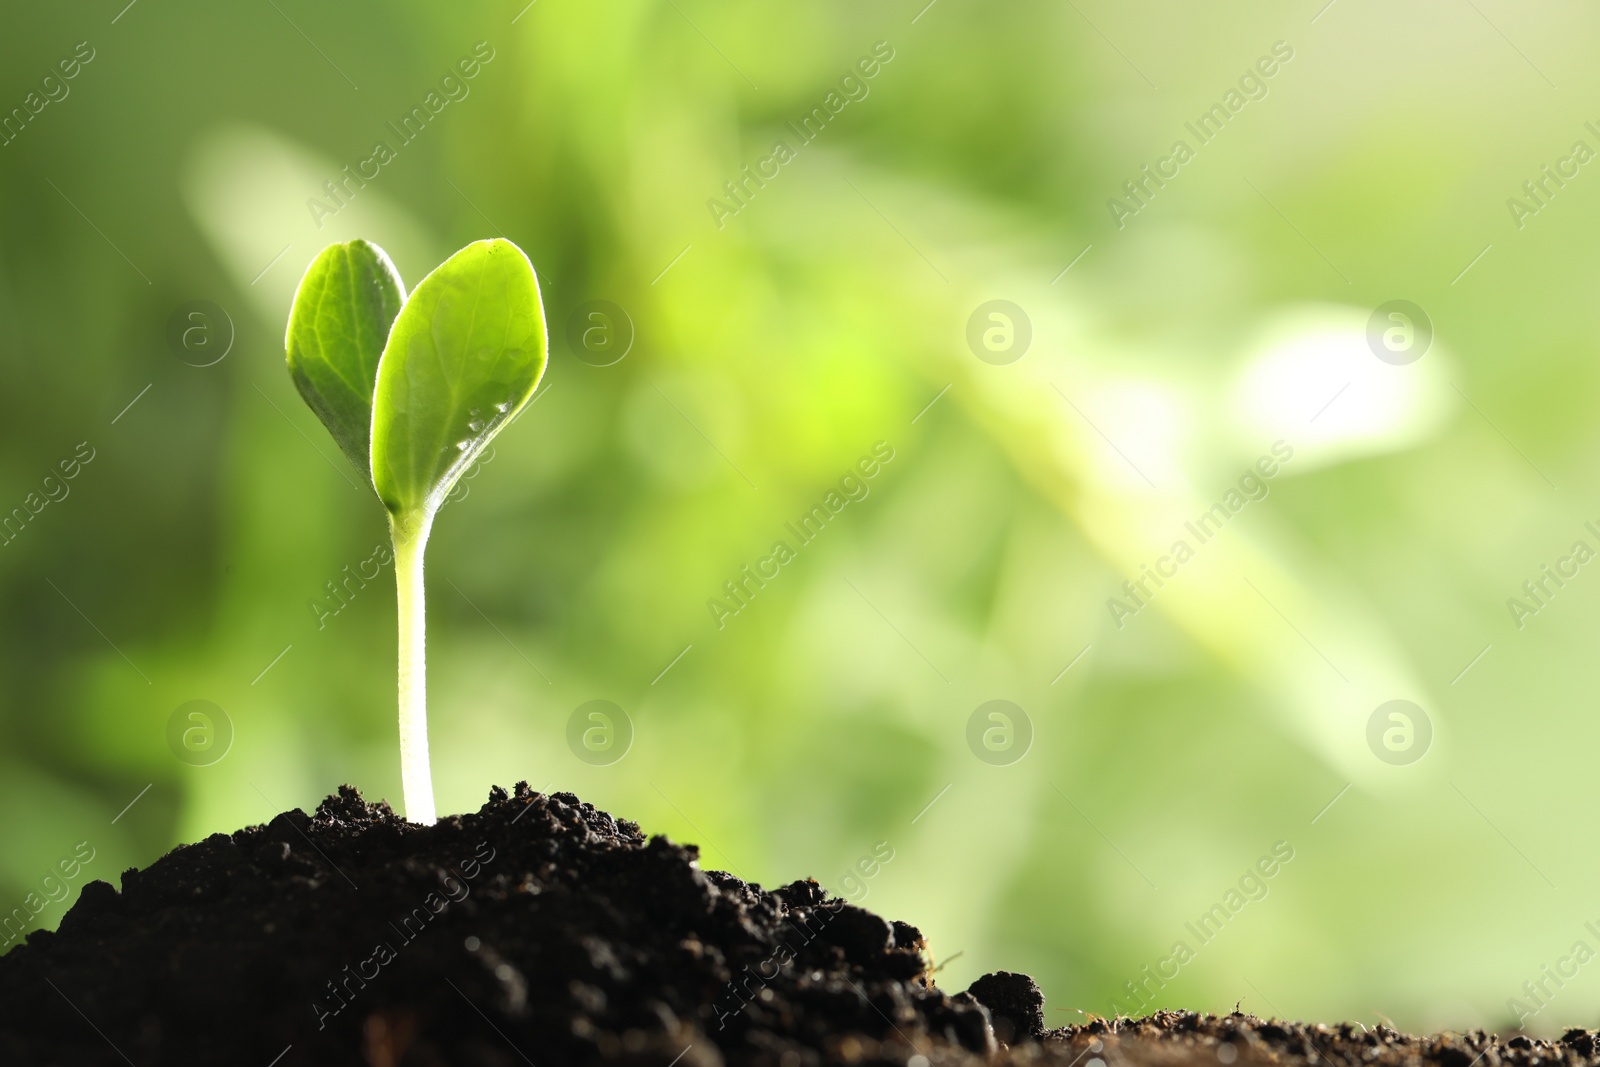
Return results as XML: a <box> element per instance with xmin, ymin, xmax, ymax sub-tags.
<box><xmin>286</xmin><ymin>238</ymin><xmax>547</xmax><ymax>824</ymax></box>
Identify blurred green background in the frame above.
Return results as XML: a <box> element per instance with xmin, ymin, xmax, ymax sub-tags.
<box><xmin>5</xmin><ymin>0</ymin><xmax>1600</xmax><ymax>1035</ymax></box>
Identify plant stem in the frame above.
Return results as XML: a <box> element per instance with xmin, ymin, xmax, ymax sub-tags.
<box><xmin>391</xmin><ymin>511</ymin><xmax>436</xmax><ymax>825</ymax></box>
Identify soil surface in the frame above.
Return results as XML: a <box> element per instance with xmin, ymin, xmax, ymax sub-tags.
<box><xmin>0</xmin><ymin>785</ymin><xmax>1579</xmax><ymax>1067</ymax></box>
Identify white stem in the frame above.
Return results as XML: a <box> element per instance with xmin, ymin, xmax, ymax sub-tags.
<box><xmin>392</xmin><ymin>511</ymin><xmax>436</xmax><ymax>825</ymax></box>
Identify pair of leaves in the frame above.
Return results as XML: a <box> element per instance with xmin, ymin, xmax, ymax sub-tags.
<box><xmin>285</xmin><ymin>238</ymin><xmax>548</xmax><ymax>526</ymax></box>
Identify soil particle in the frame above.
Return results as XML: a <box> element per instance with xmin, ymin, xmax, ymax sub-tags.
<box><xmin>967</xmin><ymin>970</ymin><xmax>1046</xmax><ymax>1045</ymax></box>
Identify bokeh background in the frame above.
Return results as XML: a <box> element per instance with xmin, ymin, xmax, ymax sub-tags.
<box><xmin>4</xmin><ymin>0</ymin><xmax>1600</xmax><ymax>1035</ymax></box>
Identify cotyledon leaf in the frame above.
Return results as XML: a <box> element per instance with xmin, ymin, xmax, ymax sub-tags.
<box><xmin>370</xmin><ymin>238</ymin><xmax>547</xmax><ymax>526</ymax></box>
<box><xmin>285</xmin><ymin>239</ymin><xmax>406</xmax><ymax>482</ymax></box>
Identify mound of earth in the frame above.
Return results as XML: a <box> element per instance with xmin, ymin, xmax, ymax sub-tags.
<box><xmin>0</xmin><ymin>784</ymin><xmax>1575</xmax><ymax>1067</ymax></box>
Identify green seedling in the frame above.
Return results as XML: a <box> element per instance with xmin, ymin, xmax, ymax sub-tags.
<box><xmin>286</xmin><ymin>238</ymin><xmax>548</xmax><ymax>824</ymax></box>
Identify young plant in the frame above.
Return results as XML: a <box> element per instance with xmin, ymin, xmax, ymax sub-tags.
<box><xmin>285</xmin><ymin>238</ymin><xmax>547</xmax><ymax>824</ymax></box>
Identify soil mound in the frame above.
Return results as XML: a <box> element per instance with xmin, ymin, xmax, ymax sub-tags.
<box><xmin>2</xmin><ymin>785</ymin><xmax>1580</xmax><ymax>1067</ymax></box>
<box><xmin>0</xmin><ymin>785</ymin><xmax>996</xmax><ymax>1065</ymax></box>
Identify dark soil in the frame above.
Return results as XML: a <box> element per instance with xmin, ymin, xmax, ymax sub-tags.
<box><xmin>0</xmin><ymin>785</ymin><xmax>1583</xmax><ymax>1067</ymax></box>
